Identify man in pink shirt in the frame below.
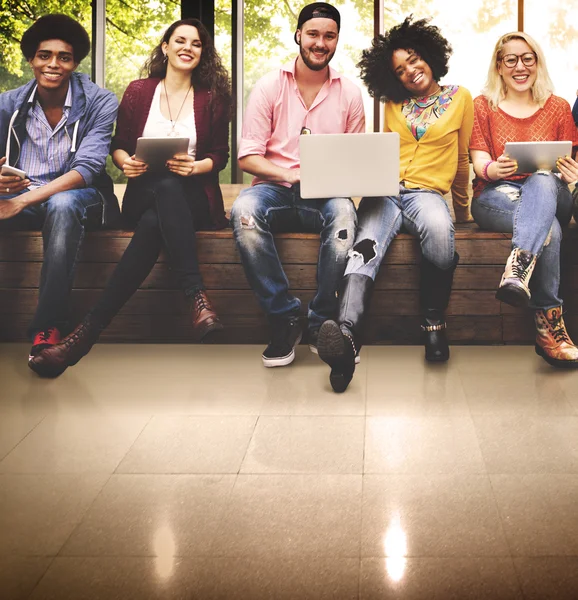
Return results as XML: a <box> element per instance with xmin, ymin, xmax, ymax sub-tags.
<box><xmin>231</xmin><ymin>2</ymin><xmax>365</xmax><ymax>368</ymax></box>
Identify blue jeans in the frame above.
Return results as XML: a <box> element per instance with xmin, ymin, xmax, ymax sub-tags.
<box><xmin>471</xmin><ymin>173</ymin><xmax>573</xmax><ymax>309</ymax></box>
<box><xmin>345</xmin><ymin>187</ymin><xmax>455</xmax><ymax>278</ymax></box>
<box><xmin>0</xmin><ymin>188</ymin><xmax>103</xmax><ymax>338</ymax></box>
<box><xmin>230</xmin><ymin>182</ymin><xmax>357</xmax><ymax>331</ymax></box>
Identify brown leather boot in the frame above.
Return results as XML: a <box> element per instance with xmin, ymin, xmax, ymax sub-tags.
<box><xmin>191</xmin><ymin>290</ymin><xmax>223</xmax><ymax>340</ymax></box>
<box><xmin>534</xmin><ymin>307</ymin><xmax>578</xmax><ymax>368</ymax></box>
<box><xmin>28</xmin><ymin>316</ymin><xmax>102</xmax><ymax>377</ymax></box>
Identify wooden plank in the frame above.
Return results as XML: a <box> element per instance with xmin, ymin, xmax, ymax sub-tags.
<box><xmin>0</xmin><ymin>262</ymin><xmax>506</xmax><ymax>292</ymax></box>
<box><xmin>0</xmin><ymin>312</ymin><xmax>504</xmax><ymax>345</ymax></box>
<box><xmin>0</xmin><ymin>287</ymin><xmax>502</xmax><ymax>318</ymax></box>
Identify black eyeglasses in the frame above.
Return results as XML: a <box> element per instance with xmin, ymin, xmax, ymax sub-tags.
<box><xmin>500</xmin><ymin>52</ymin><xmax>537</xmax><ymax>68</ymax></box>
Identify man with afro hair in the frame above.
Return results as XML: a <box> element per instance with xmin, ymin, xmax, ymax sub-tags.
<box><xmin>0</xmin><ymin>14</ymin><xmax>119</xmax><ymax>376</ymax></box>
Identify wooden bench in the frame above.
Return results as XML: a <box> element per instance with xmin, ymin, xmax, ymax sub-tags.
<box><xmin>1</xmin><ymin>184</ymin><xmax>577</xmax><ymax>344</ymax></box>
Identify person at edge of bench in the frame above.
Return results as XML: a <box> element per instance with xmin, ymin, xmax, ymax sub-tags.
<box><xmin>30</xmin><ymin>18</ymin><xmax>232</xmax><ymax>378</ymax></box>
<box><xmin>0</xmin><ymin>14</ymin><xmax>119</xmax><ymax>377</ymax></box>
<box><xmin>470</xmin><ymin>31</ymin><xmax>578</xmax><ymax>369</ymax></box>
<box><xmin>230</xmin><ymin>2</ymin><xmax>365</xmax><ymax>368</ymax></box>
<box><xmin>317</xmin><ymin>17</ymin><xmax>473</xmax><ymax>393</ymax></box>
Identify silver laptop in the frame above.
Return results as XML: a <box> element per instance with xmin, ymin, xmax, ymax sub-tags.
<box><xmin>299</xmin><ymin>132</ymin><xmax>400</xmax><ymax>199</ymax></box>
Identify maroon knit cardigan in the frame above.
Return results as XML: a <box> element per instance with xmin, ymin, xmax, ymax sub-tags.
<box><xmin>111</xmin><ymin>77</ymin><xmax>229</xmax><ymax>229</ymax></box>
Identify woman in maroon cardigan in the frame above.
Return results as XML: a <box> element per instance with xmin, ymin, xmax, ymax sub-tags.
<box><xmin>30</xmin><ymin>18</ymin><xmax>231</xmax><ymax>377</ymax></box>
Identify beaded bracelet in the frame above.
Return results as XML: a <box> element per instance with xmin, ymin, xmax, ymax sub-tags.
<box><xmin>482</xmin><ymin>160</ymin><xmax>494</xmax><ymax>181</ymax></box>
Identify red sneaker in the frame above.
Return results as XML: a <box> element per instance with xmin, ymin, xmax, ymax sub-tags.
<box><xmin>28</xmin><ymin>328</ymin><xmax>65</xmax><ymax>377</ymax></box>
<box><xmin>29</xmin><ymin>327</ymin><xmax>62</xmax><ymax>360</ymax></box>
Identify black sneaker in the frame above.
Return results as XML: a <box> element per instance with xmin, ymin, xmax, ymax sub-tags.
<box><xmin>262</xmin><ymin>316</ymin><xmax>302</xmax><ymax>367</ymax></box>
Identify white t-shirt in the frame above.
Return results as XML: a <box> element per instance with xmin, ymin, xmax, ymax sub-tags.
<box><xmin>142</xmin><ymin>82</ymin><xmax>197</xmax><ymax>158</ymax></box>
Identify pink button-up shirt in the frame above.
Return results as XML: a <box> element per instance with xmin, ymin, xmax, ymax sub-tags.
<box><xmin>239</xmin><ymin>58</ymin><xmax>366</xmax><ymax>187</ymax></box>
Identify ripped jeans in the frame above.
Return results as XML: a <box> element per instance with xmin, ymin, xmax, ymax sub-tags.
<box><xmin>471</xmin><ymin>172</ymin><xmax>573</xmax><ymax>309</ymax></box>
<box><xmin>345</xmin><ymin>187</ymin><xmax>455</xmax><ymax>278</ymax></box>
<box><xmin>231</xmin><ymin>182</ymin><xmax>356</xmax><ymax>330</ymax></box>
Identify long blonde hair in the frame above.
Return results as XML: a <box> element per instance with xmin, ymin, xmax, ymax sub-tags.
<box><xmin>482</xmin><ymin>31</ymin><xmax>553</xmax><ymax>110</ymax></box>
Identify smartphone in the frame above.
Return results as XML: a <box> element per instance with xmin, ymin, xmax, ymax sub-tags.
<box><xmin>1</xmin><ymin>165</ymin><xmax>27</xmax><ymax>179</ymax></box>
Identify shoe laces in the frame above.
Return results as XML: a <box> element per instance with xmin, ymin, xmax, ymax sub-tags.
<box><xmin>512</xmin><ymin>256</ymin><xmax>532</xmax><ymax>280</ymax></box>
<box><xmin>62</xmin><ymin>321</ymin><xmax>92</xmax><ymax>349</ymax></box>
<box><xmin>37</xmin><ymin>327</ymin><xmax>57</xmax><ymax>343</ymax></box>
<box><xmin>546</xmin><ymin>309</ymin><xmax>571</xmax><ymax>344</ymax></box>
<box><xmin>194</xmin><ymin>292</ymin><xmax>210</xmax><ymax>312</ymax></box>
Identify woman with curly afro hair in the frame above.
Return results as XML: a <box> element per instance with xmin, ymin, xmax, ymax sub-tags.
<box><xmin>317</xmin><ymin>16</ymin><xmax>473</xmax><ymax>393</ymax></box>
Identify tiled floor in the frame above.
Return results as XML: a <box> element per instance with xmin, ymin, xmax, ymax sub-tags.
<box><xmin>1</xmin><ymin>342</ymin><xmax>578</xmax><ymax>599</ymax></box>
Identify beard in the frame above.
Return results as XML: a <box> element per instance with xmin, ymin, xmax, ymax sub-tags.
<box><xmin>299</xmin><ymin>43</ymin><xmax>335</xmax><ymax>71</ymax></box>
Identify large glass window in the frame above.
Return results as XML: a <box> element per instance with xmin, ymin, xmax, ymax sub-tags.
<box><xmin>525</xmin><ymin>0</ymin><xmax>578</xmax><ymax>108</ymax></box>
<box><xmin>382</xmin><ymin>0</ymin><xmax>518</xmax><ymax>99</ymax></box>
<box><xmin>0</xmin><ymin>1</ymin><xmax>92</xmax><ymax>93</ymax></box>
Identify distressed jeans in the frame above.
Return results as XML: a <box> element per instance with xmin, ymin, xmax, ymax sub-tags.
<box><xmin>231</xmin><ymin>182</ymin><xmax>357</xmax><ymax>331</ymax></box>
<box><xmin>0</xmin><ymin>188</ymin><xmax>103</xmax><ymax>338</ymax></box>
<box><xmin>471</xmin><ymin>172</ymin><xmax>573</xmax><ymax>309</ymax></box>
<box><xmin>345</xmin><ymin>187</ymin><xmax>455</xmax><ymax>278</ymax></box>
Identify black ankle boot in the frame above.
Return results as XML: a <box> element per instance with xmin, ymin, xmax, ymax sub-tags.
<box><xmin>422</xmin><ymin>309</ymin><xmax>449</xmax><ymax>362</ymax></box>
<box><xmin>318</xmin><ymin>274</ymin><xmax>374</xmax><ymax>393</ymax></box>
<box><xmin>419</xmin><ymin>254</ymin><xmax>459</xmax><ymax>363</ymax></box>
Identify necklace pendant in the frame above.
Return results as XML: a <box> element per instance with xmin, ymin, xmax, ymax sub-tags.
<box><xmin>167</xmin><ymin>128</ymin><xmax>178</xmax><ymax>137</ymax></box>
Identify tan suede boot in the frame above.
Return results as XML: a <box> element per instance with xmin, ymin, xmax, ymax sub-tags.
<box><xmin>534</xmin><ymin>307</ymin><xmax>578</xmax><ymax>368</ymax></box>
<box><xmin>496</xmin><ymin>248</ymin><xmax>537</xmax><ymax>308</ymax></box>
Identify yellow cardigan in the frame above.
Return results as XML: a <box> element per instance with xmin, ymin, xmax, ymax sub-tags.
<box><xmin>383</xmin><ymin>86</ymin><xmax>474</xmax><ymax>221</ymax></box>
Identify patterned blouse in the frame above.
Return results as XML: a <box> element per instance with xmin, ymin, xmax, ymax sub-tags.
<box><xmin>402</xmin><ymin>85</ymin><xmax>459</xmax><ymax>141</ymax></box>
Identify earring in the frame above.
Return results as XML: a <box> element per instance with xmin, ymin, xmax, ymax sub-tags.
<box><xmin>163</xmin><ymin>54</ymin><xmax>168</xmax><ymax>63</ymax></box>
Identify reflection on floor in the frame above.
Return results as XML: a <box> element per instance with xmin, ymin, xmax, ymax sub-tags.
<box><xmin>2</xmin><ymin>342</ymin><xmax>578</xmax><ymax>599</ymax></box>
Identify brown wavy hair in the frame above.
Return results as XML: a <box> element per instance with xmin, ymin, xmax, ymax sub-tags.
<box><xmin>142</xmin><ymin>18</ymin><xmax>231</xmax><ymax>110</ymax></box>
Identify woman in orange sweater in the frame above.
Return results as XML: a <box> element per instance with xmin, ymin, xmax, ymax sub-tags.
<box><xmin>317</xmin><ymin>17</ymin><xmax>473</xmax><ymax>393</ymax></box>
<box><xmin>470</xmin><ymin>32</ymin><xmax>578</xmax><ymax>368</ymax></box>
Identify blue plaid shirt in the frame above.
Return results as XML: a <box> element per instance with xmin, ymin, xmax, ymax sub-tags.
<box><xmin>19</xmin><ymin>84</ymin><xmax>73</xmax><ymax>189</ymax></box>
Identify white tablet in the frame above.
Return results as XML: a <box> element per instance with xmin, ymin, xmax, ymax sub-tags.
<box><xmin>504</xmin><ymin>141</ymin><xmax>572</xmax><ymax>174</ymax></box>
<box><xmin>134</xmin><ymin>137</ymin><xmax>189</xmax><ymax>170</ymax></box>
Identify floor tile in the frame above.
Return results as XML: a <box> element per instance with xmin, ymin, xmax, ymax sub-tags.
<box><xmin>240</xmin><ymin>416</ymin><xmax>364</xmax><ymax>474</ymax></box>
<box><xmin>474</xmin><ymin>415</ymin><xmax>578</xmax><ymax>474</ymax></box>
<box><xmin>0</xmin><ymin>473</ymin><xmax>109</xmax><ymax>555</ymax></box>
<box><xmin>491</xmin><ymin>474</ymin><xmax>578</xmax><ymax>556</ymax></box>
<box><xmin>0</xmin><ymin>556</ymin><xmax>53</xmax><ymax>600</ymax></box>
<box><xmin>29</xmin><ymin>556</ymin><xmax>360</xmax><ymax>600</ymax></box>
<box><xmin>366</xmin><ymin>348</ymin><xmax>470</xmax><ymax>416</ymax></box>
<box><xmin>0</xmin><ymin>409</ymin><xmax>46</xmax><ymax>460</ymax></box>
<box><xmin>450</xmin><ymin>346</ymin><xmax>540</xmax><ymax>374</ymax></box>
<box><xmin>513</xmin><ymin>557</ymin><xmax>578</xmax><ymax>600</ymax></box>
<box><xmin>364</xmin><ymin>416</ymin><xmax>485</xmax><ymax>474</ymax></box>
<box><xmin>211</xmin><ymin>474</ymin><xmax>362</xmax><ymax>557</ymax></box>
<box><xmin>462</xmin><ymin>371</ymin><xmax>575</xmax><ymax>415</ymax></box>
<box><xmin>361</xmin><ymin>475</ymin><xmax>510</xmax><ymax>557</ymax></box>
<box><xmin>116</xmin><ymin>416</ymin><xmax>256</xmax><ymax>473</ymax></box>
<box><xmin>259</xmin><ymin>347</ymin><xmax>368</xmax><ymax>415</ymax></box>
<box><xmin>61</xmin><ymin>474</ymin><xmax>236</xmax><ymax>557</ymax></box>
<box><xmin>0</xmin><ymin>412</ymin><xmax>150</xmax><ymax>473</ymax></box>
<box><xmin>360</xmin><ymin>557</ymin><xmax>522</xmax><ymax>599</ymax></box>
<box><xmin>188</xmin><ymin>556</ymin><xmax>360</xmax><ymax>600</ymax></box>
<box><xmin>28</xmin><ymin>557</ymin><xmax>197</xmax><ymax>600</ymax></box>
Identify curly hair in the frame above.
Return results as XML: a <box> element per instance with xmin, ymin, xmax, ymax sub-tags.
<box><xmin>357</xmin><ymin>16</ymin><xmax>452</xmax><ymax>103</ymax></box>
<box><xmin>142</xmin><ymin>18</ymin><xmax>231</xmax><ymax>111</ymax></box>
<box><xmin>20</xmin><ymin>14</ymin><xmax>90</xmax><ymax>63</ymax></box>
